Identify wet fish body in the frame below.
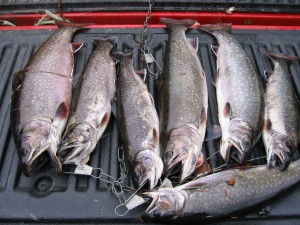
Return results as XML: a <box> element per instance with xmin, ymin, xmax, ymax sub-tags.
<box><xmin>10</xmin><ymin>21</ymin><xmax>85</xmax><ymax>176</ymax></box>
<box><xmin>117</xmin><ymin>51</ymin><xmax>163</xmax><ymax>190</ymax></box>
<box><xmin>143</xmin><ymin>159</ymin><xmax>300</xmax><ymax>221</ymax></box>
<box><xmin>58</xmin><ymin>37</ymin><xmax>117</xmax><ymax>165</ymax></box>
<box><xmin>199</xmin><ymin>24</ymin><xmax>264</xmax><ymax>163</ymax></box>
<box><xmin>263</xmin><ymin>50</ymin><xmax>300</xmax><ymax>170</ymax></box>
<box><xmin>160</xmin><ymin>18</ymin><xmax>208</xmax><ymax>181</ymax></box>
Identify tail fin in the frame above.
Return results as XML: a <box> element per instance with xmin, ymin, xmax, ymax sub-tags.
<box><xmin>265</xmin><ymin>50</ymin><xmax>300</xmax><ymax>63</ymax></box>
<box><xmin>55</xmin><ymin>20</ymin><xmax>92</xmax><ymax>29</ymax></box>
<box><xmin>160</xmin><ymin>18</ymin><xmax>196</xmax><ymax>30</ymax></box>
<box><xmin>198</xmin><ymin>23</ymin><xmax>232</xmax><ymax>33</ymax></box>
<box><xmin>91</xmin><ymin>35</ymin><xmax>118</xmax><ymax>47</ymax></box>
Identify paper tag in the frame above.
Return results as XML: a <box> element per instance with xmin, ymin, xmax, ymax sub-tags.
<box><xmin>125</xmin><ymin>195</ymin><xmax>146</xmax><ymax>210</ymax></box>
<box><xmin>144</xmin><ymin>53</ymin><xmax>155</xmax><ymax>64</ymax></box>
<box><xmin>160</xmin><ymin>178</ymin><xmax>173</xmax><ymax>188</ymax></box>
<box><xmin>74</xmin><ymin>164</ymin><xmax>93</xmax><ymax>175</ymax></box>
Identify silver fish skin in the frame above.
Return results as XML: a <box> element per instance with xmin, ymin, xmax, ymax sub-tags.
<box><xmin>117</xmin><ymin>51</ymin><xmax>163</xmax><ymax>190</ymax></box>
<box><xmin>10</xmin><ymin>21</ymin><xmax>86</xmax><ymax>176</ymax></box>
<box><xmin>199</xmin><ymin>24</ymin><xmax>264</xmax><ymax>163</ymax></box>
<box><xmin>160</xmin><ymin>18</ymin><xmax>208</xmax><ymax>182</ymax></box>
<box><xmin>143</xmin><ymin>159</ymin><xmax>300</xmax><ymax>221</ymax></box>
<box><xmin>58</xmin><ymin>37</ymin><xmax>117</xmax><ymax>165</ymax></box>
<box><xmin>263</xmin><ymin>50</ymin><xmax>300</xmax><ymax>170</ymax></box>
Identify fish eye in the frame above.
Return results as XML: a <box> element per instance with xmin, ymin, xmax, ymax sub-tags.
<box><xmin>152</xmin><ymin>209</ymin><xmax>162</xmax><ymax>218</ymax></box>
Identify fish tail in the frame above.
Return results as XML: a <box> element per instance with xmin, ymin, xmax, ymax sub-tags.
<box><xmin>55</xmin><ymin>20</ymin><xmax>92</xmax><ymax>29</ymax></box>
<box><xmin>112</xmin><ymin>49</ymin><xmax>134</xmax><ymax>64</ymax></box>
<box><xmin>265</xmin><ymin>49</ymin><xmax>300</xmax><ymax>63</ymax></box>
<box><xmin>91</xmin><ymin>35</ymin><xmax>118</xmax><ymax>47</ymax></box>
<box><xmin>198</xmin><ymin>23</ymin><xmax>232</xmax><ymax>33</ymax></box>
<box><xmin>160</xmin><ymin>18</ymin><xmax>197</xmax><ymax>30</ymax></box>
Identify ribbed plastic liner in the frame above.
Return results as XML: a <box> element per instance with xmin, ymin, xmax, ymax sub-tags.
<box><xmin>0</xmin><ymin>27</ymin><xmax>300</xmax><ymax>224</ymax></box>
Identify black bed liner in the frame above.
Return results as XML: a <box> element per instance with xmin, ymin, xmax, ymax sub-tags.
<box><xmin>1</xmin><ymin>0</ymin><xmax>300</xmax><ymax>14</ymax></box>
<box><xmin>1</xmin><ymin>27</ymin><xmax>300</xmax><ymax>224</ymax></box>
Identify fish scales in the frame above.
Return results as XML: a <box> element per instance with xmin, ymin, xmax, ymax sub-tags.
<box><xmin>199</xmin><ymin>24</ymin><xmax>264</xmax><ymax>163</ymax></box>
<box><xmin>143</xmin><ymin>159</ymin><xmax>300</xmax><ymax>221</ymax></box>
<box><xmin>117</xmin><ymin>51</ymin><xmax>163</xmax><ymax>189</ymax></box>
<box><xmin>58</xmin><ymin>37</ymin><xmax>117</xmax><ymax>165</ymax></box>
<box><xmin>10</xmin><ymin>21</ymin><xmax>85</xmax><ymax>176</ymax></box>
<box><xmin>263</xmin><ymin>50</ymin><xmax>300</xmax><ymax>169</ymax></box>
<box><xmin>160</xmin><ymin>18</ymin><xmax>208</xmax><ymax>181</ymax></box>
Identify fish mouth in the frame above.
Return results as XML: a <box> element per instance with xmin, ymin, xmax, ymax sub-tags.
<box><xmin>58</xmin><ymin>141</ymin><xmax>92</xmax><ymax>165</ymax></box>
<box><xmin>268</xmin><ymin>152</ymin><xmax>291</xmax><ymax>170</ymax></box>
<box><xmin>133</xmin><ymin>150</ymin><xmax>163</xmax><ymax>190</ymax></box>
<box><xmin>164</xmin><ymin>144</ymin><xmax>200</xmax><ymax>182</ymax></box>
<box><xmin>220</xmin><ymin>139</ymin><xmax>246</xmax><ymax>163</ymax></box>
<box><xmin>21</xmin><ymin>143</ymin><xmax>62</xmax><ymax>177</ymax></box>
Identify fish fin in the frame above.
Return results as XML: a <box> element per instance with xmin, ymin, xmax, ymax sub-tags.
<box><xmin>187</xmin><ymin>37</ymin><xmax>199</xmax><ymax>52</ymax></box>
<box><xmin>263</xmin><ymin>119</ymin><xmax>272</xmax><ymax>132</ymax></box>
<box><xmin>116</xmin><ymin>49</ymin><xmax>134</xmax><ymax>65</ymax></box>
<box><xmin>160</xmin><ymin>18</ymin><xmax>196</xmax><ymax>30</ymax></box>
<box><xmin>135</xmin><ymin>69</ymin><xmax>146</xmax><ymax>78</ymax></box>
<box><xmin>55</xmin><ymin>101</ymin><xmax>69</xmax><ymax>119</ymax></box>
<box><xmin>55</xmin><ymin>20</ymin><xmax>92</xmax><ymax>29</ymax></box>
<box><xmin>200</xmin><ymin>107</ymin><xmax>207</xmax><ymax>127</ymax></box>
<box><xmin>100</xmin><ymin>112</ymin><xmax>110</xmax><ymax>128</ymax></box>
<box><xmin>223</xmin><ymin>102</ymin><xmax>232</xmax><ymax>119</ymax></box>
<box><xmin>91</xmin><ymin>35</ymin><xmax>118</xmax><ymax>47</ymax></box>
<box><xmin>198</xmin><ymin>23</ymin><xmax>232</xmax><ymax>34</ymax></box>
<box><xmin>265</xmin><ymin>49</ymin><xmax>300</xmax><ymax>63</ymax></box>
<box><xmin>205</xmin><ymin>125</ymin><xmax>222</xmax><ymax>141</ymax></box>
<box><xmin>263</xmin><ymin>70</ymin><xmax>273</xmax><ymax>81</ymax></box>
<box><xmin>148</xmin><ymin>92</ymin><xmax>155</xmax><ymax>106</ymax></box>
<box><xmin>179</xmin><ymin>180</ymin><xmax>208</xmax><ymax>190</ymax></box>
<box><xmin>12</xmin><ymin>70</ymin><xmax>25</xmax><ymax>91</ymax></box>
<box><xmin>211</xmin><ymin>45</ymin><xmax>219</xmax><ymax>56</ymax></box>
<box><xmin>111</xmin><ymin>98</ymin><xmax>118</xmax><ymax>119</ymax></box>
<box><xmin>71</xmin><ymin>42</ymin><xmax>83</xmax><ymax>53</ymax></box>
<box><xmin>152</xmin><ymin>127</ymin><xmax>159</xmax><ymax>147</ymax></box>
<box><xmin>212</xmin><ymin>68</ymin><xmax>219</xmax><ymax>87</ymax></box>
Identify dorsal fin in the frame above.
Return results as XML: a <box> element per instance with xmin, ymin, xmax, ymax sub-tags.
<box><xmin>187</xmin><ymin>37</ymin><xmax>199</xmax><ymax>52</ymax></box>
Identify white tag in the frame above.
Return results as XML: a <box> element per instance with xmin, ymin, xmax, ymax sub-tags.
<box><xmin>125</xmin><ymin>195</ymin><xmax>146</xmax><ymax>210</ymax></box>
<box><xmin>144</xmin><ymin>53</ymin><xmax>155</xmax><ymax>64</ymax></box>
<box><xmin>160</xmin><ymin>178</ymin><xmax>173</xmax><ymax>188</ymax></box>
<box><xmin>74</xmin><ymin>164</ymin><xmax>93</xmax><ymax>175</ymax></box>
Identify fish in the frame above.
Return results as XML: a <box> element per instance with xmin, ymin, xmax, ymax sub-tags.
<box><xmin>116</xmin><ymin>50</ymin><xmax>163</xmax><ymax>190</ymax></box>
<box><xmin>142</xmin><ymin>158</ymin><xmax>300</xmax><ymax>222</ymax></box>
<box><xmin>58</xmin><ymin>36</ymin><xmax>117</xmax><ymax>165</ymax></box>
<box><xmin>198</xmin><ymin>23</ymin><xmax>264</xmax><ymax>163</ymax></box>
<box><xmin>159</xmin><ymin>18</ymin><xmax>208</xmax><ymax>182</ymax></box>
<box><xmin>10</xmin><ymin>21</ymin><xmax>86</xmax><ymax>177</ymax></box>
<box><xmin>263</xmin><ymin>50</ymin><xmax>300</xmax><ymax>170</ymax></box>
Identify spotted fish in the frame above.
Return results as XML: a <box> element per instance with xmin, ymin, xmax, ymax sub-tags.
<box><xmin>142</xmin><ymin>158</ymin><xmax>300</xmax><ymax>221</ymax></box>
<box><xmin>58</xmin><ymin>36</ymin><xmax>117</xmax><ymax>165</ymax></box>
<box><xmin>117</xmin><ymin>51</ymin><xmax>163</xmax><ymax>190</ymax></box>
<box><xmin>160</xmin><ymin>18</ymin><xmax>208</xmax><ymax>182</ymax></box>
<box><xmin>199</xmin><ymin>23</ymin><xmax>264</xmax><ymax>163</ymax></box>
<box><xmin>10</xmin><ymin>21</ymin><xmax>86</xmax><ymax>176</ymax></box>
<box><xmin>263</xmin><ymin>50</ymin><xmax>300</xmax><ymax>170</ymax></box>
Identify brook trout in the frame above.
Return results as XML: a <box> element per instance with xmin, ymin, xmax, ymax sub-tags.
<box><xmin>199</xmin><ymin>24</ymin><xmax>264</xmax><ymax>163</ymax></box>
<box><xmin>10</xmin><ymin>21</ymin><xmax>85</xmax><ymax>176</ymax></box>
<box><xmin>263</xmin><ymin>50</ymin><xmax>300</xmax><ymax>170</ymax></box>
<box><xmin>143</xmin><ymin>159</ymin><xmax>300</xmax><ymax>221</ymax></box>
<box><xmin>117</xmin><ymin>51</ymin><xmax>163</xmax><ymax>190</ymax></box>
<box><xmin>58</xmin><ymin>37</ymin><xmax>117</xmax><ymax>165</ymax></box>
<box><xmin>160</xmin><ymin>18</ymin><xmax>208</xmax><ymax>181</ymax></box>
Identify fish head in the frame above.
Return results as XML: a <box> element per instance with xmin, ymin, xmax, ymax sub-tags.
<box><xmin>132</xmin><ymin>149</ymin><xmax>163</xmax><ymax>190</ymax></box>
<box><xmin>163</xmin><ymin>126</ymin><xmax>202</xmax><ymax>182</ymax></box>
<box><xmin>18</xmin><ymin>120</ymin><xmax>61</xmax><ymax>176</ymax></box>
<box><xmin>266</xmin><ymin>133</ymin><xmax>294</xmax><ymax>170</ymax></box>
<box><xmin>142</xmin><ymin>188</ymin><xmax>186</xmax><ymax>220</ymax></box>
<box><xmin>220</xmin><ymin>118</ymin><xmax>253</xmax><ymax>163</ymax></box>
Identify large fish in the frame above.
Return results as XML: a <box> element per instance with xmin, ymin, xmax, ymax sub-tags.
<box><xmin>10</xmin><ymin>21</ymin><xmax>85</xmax><ymax>176</ymax></box>
<box><xmin>263</xmin><ymin>50</ymin><xmax>300</xmax><ymax>170</ymax></box>
<box><xmin>142</xmin><ymin>159</ymin><xmax>300</xmax><ymax>221</ymax></box>
<box><xmin>199</xmin><ymin>24</ymin><xmax>264</xmax><ymax>163</ymax></box>
<box><xmin>117</xmin><ymin>51</ymin><xmax>163</xmax><ymax>190</ymax></box>
<box><xmin>160</xmin><ymin>18</ymin><xmax>208</xmax><ymax>181</ymax></box>
<box><xmin>58</xmin><ymin>37</ymin><xmax>117</xmax><ymax>165</ymax></box>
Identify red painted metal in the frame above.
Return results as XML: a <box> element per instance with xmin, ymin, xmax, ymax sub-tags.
<box><xmin>1</xmin><ymin>11</ymin><xmax>300</xmax><ymax>30</ymax></box>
